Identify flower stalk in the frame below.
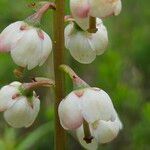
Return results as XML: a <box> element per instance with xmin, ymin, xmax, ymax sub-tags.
<box><xmin>26</xmin><ymin>2</ymin><xmax>56</xmax><ymax>26</ymax></box>
<box><xmin>83</xmin><ymin>120</ymin><xmax>94</xmax><ymax>144</ymax></box>
<box><xmin>53</xmin><ymin>0</ymin><xmax>66</xmax><ymax>149</ymax></box>
<box><xmin>60</xmin><ymin>64</ymin><xmax>90</xmax><ymax>90</ymax></box>
<box><xmin>88</xmin><ymin>16</ymin><xmax>97</xmax><ymax>33</ymax></box>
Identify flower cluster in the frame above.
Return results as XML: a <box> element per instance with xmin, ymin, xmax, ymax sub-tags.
<box><xmin>58</xmin><ymin>65</ymin><xmax>122</xmax><ymax>149</ymax></box>
<box><xmin>0</xmin><ymin>0</ymin><xmax>123</xmax><ymax>149</ymax></box>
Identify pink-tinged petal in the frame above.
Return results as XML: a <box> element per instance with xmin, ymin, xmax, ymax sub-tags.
<box><xmin>74</xmin><ymin>4</ymin><xmax>90</xmax><ymax>18</ymax></box>
<box><xmin>0</xmin><ymin>35</ymin><xmax>10</xmax><ymax>52</ymax></box>
<box><xmin>38</xmin><ymin>31</ymin><xmax>52</xmax><ymax>66</ymax></box>
<box><xmin>0</xmin><ymin>21</ymin><xmax>24</xmax><ymax>52</ymax></box>
<box><xmin>58</xmin><ymin>92</ymin><xmax>83</xmax><ymax>130</ymax></box>
<box><xmin>70</xmin><ymin>0</ymin><xmax>90</xmax><ymax>30</ymax></box>
<box><xmin>37</xmin><ymin>30</ymin><xmax>45</xmax><ymax>40</ymax></box>
<box><xmin>0</xmin><ymin>85</ymin><xmax>19</xmax><ymax>111</ymax></box>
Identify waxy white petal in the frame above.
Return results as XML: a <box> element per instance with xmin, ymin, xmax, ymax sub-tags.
<box><xmin>92</xmin><ymin>116</ymin><xmax>122</xmax><ymax>144</ymax></box>
<box><xmin>4</xmin><ymin>96</ymin><xmax>40</xmax><ymax>128</ymax></box>
<box><xmin>0</xmin><ymin>21</ymin><xmax>24</xmax><ymax>52</ymax></box>
<box><xmin>81</xmin><ymin>88</ymin><xmax>116</xmax><ymax>123</ymax></box>
<box><xmin>65</xmin><ymin>24</ymin><xmax>96</xmax><ymax>64</ymax></box>
<box><xmin>70</xmin><ymin>0</ymin><xmax>90</xmax><ymax>30</ymax></box>
<box><xmin>11</xmin><ymin>28</ymin><xmax>42</xmax><ymax>70</ymax></box>
<box><xmin>58</xmin><ymin>92</ymin><xmax>83</xmax><ymax>130</ymax></box>
<box><xmin>0</xmin><ymin>82</ymin><xmax>21</xmax><ymax>112</ymax></box>
<box><xmin>39</xmin><ymin>31</ymin><xmax>52</xmax><ymax>66</ymax></box>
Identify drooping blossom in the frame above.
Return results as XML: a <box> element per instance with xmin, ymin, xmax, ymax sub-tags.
<box><xmin>0</xmin><ymin>82</ymin><xmax>40</xmax><ymax>128</ymax></box>
<box><xmin>0</xmin><ymin>3</ymin><xmax>53</xmax><ymax>70</ymax></box>
<box><xmin>65</xmin><ymin>19</ymin><xmax>108</xmax><ymax>64</ymax></box>
<box><xmin>58</xmin><ymin>65</ymin><xmax>123</xmax><ymax>149</ymax></box>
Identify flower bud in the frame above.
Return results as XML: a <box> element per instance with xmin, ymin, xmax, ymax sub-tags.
<box><xmin>0</xmin><ymin>21</ymin><xmax>52</xmax><ymax>70</ymax></box>
<box><xmin>0</xmin><ymin>82</ymin><xmax>40</xmax><ymax>128</ymax></box>
<box><xmin>65</xmin><ymin>19</ymin><xmax>108</xmax><ymax>64</ymax></box>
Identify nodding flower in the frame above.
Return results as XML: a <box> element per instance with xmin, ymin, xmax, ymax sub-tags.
<box><xmin>65</xmin><ymin>19</ymin><xmax>108</xmax><ymax>64</ymax></box>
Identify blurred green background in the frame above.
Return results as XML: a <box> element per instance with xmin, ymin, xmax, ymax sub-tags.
<box><xmin>0</xmin><ymin>0</ymin><xmax>149</xmax><ymax>150</ymax></box>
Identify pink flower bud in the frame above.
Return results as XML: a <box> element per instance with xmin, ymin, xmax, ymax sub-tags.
<box><xmin>0</xmin><ymin>82</ymin><xmax>40</xmax><ymax>128</ymax></box>
<box><xmin>0</xmin><ymin>21</ymin><xmax>52</xmax><ymax>70</ymax></box>
<box><xmin>65</xmin><ymin>19</ymin><xmax>108</xmax><ymax>64</ymax></box>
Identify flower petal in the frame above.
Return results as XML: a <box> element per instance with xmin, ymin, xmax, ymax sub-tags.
<box><xmin>90</xmin><ymin>19</ymin><xmax>108</xmax><ymax>55</ymax></box>
<box><xmin>58</xmin><ymin>92</ymin><xmax>83</xmax><ymax>130</ymax></box>
<box><xmin>80</xmin><ymin>88</ymin><xmax>117</xmax><ymax>123</ymax></box>
<box><xmin>65</xmin><ymin>24</ymin><xmax>96</xmax><ymax>64</ymax></box>
<box><xmin>0</xmin><ymin>84</ymin><xmax>20</xmax><ymax>111</ymax></box>
<box><xmin>70</xmin><ymin>0</ymin><xmax>90</xmax><ymax>30</ymax></box>
<box><xmin>11</xmin><ymin>28</ymin><xmax>42</xmax><ymax>70</ymax></box>
<box><xmin>92</xmin><ymin>116</ymin><xmax>122</xmax><ymax>144</ymax></box>
<box><xmin>39</xmin><ymin>31</ymin><xmax>52</xmax><ymax>66</ymax></box>
<box><xmin>0</xmin><ymin>21</ymin><xmax>23</xmax><ymax>52</ymax></box>
<box><xmin>4</xmin><ymin>96</ymin><xmax>40</xmax><ymax>128</ymax></box>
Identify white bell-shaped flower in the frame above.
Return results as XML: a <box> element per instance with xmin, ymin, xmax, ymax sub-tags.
<box><xmin>59</xmin><ymin>88</ymin><xmax>122</xmax><ymax>147</ymax></box>
<box><xmin>0</xmin><ymin>21</ymin><xmax>52</xmax><ymax>70</ymax></box>
<box><xmin>70</xmin><ymin>0</ymin><xmax>122</xmax><ymax>30</ymax></box>
<box><xmin>65</xmin><ymin>19</ymin><xmax>108</xmax><ymax>64</ymax></box>
<box><xmin>58</xmin><ymin>65</ymin><xmax>123</xmax><ymax>149</ymax></box>
<box><xmin>0</xmin><ymin>82</ymin><xmax>40</xmax><ymax>128</ymax></box>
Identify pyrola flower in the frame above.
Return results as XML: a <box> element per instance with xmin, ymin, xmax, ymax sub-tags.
<box><xmin>59</xmin><ymin>88</ymin><xmax>122</xmax><ymax>148</ymax></box>
<box><xmin>0</xmin><ymin>82</ymin><xmax>40</xmax><ymax>128</ymax></box>
<box><xmin>65</xmin><ymin>19</ymin><xmax>108</xmax><ymax>64</ymax></box>
<box><xmin>70</xmin><ymin>0</ymin><xmax>122</xmax><ymax>30</ymax></box>
<box><xmin>0</xmin><ymin>3</ymin><xmax>53</xmax><ymax>70</ymax></box>
<box><xmin>58</xmin><ymin>65</ymin><xmax>123</xmax><ymax>149</ymax></box>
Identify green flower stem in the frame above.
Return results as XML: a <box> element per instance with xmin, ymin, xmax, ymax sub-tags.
<box><xmin>60</xmin><ymin>64</ymin><xmax>90</xmax><ymax>90</ymax></box>
<box><xmin>53</xmin><ymin>0</ymin><xmax>66</xmax><ymax>149</ymax></box>
<box><xmin>26</xmin><ymin>2</ymin><xmax>56</xmax><ymax>27</ymax></box>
